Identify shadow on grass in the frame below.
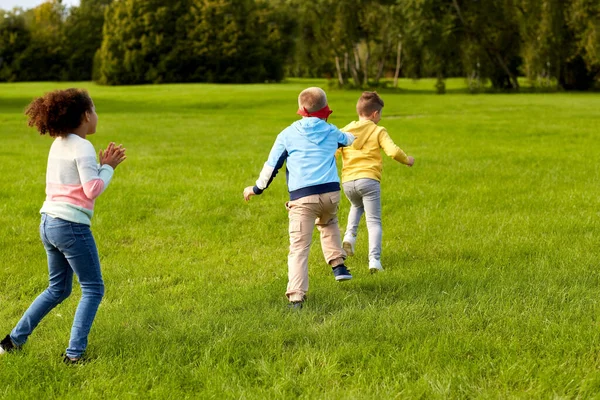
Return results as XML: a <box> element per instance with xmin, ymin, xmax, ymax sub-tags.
<box><xmin>0</xmin><ymin>97</ymin><xmax>31</xmax><ymax>114</ymax></box>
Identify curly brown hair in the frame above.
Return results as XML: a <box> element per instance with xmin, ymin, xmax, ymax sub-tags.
<box><xmin>25</xmin><ymin>88</ymin><xmax>93</xmax><ymax>137</ymax></box>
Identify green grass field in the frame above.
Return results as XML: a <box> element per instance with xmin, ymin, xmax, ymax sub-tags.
<box><xmin>1</xmin><ymin>79</ymin><xmax>600</xmax><ymax>398</ymax></box>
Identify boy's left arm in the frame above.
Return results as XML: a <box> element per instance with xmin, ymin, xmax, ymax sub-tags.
<box><xmin>379</xmin><ymin>128</ymin><xmax>413</xmax><ymax>165</ymax></box>
<box><xmin>244</xmin><ymin>133</ymin><xmax>288</xmax><ymax>201</ymax></box>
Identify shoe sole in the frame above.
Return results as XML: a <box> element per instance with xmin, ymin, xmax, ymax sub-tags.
<box><xmin>342</xmin><ymin>241</ymin><xmax>354</xmax><ymax>256</ymax></box>
<box><xmin>63</xmin><ymin>355</ymin><xmax>86</xmax><ymax>365</ymax></box>
<box><xmin>335</xmin><ymin>275</ymin><xmax>352</xmax><ymax>281</ymax></box>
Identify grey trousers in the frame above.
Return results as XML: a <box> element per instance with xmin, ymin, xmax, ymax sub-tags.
<box><xmin>342</xmin><ymin>178</ymin><xmax>382</xmax><ymax>261</ymax></box>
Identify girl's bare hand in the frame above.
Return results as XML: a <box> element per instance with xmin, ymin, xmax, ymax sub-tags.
<box><xmin>99</xmin><ymin>142</ymin><xmax>127</xmax><ymax>169</ymax></box>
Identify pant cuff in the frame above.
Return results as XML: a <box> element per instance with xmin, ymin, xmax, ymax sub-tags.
<box><xmin>329</xmin><ymin>257</ymin><xmax>345</xmax><ymax>267</ymax></box>
<box><xmin>286</xmin><ymin>292</ymin><xmax>305</xmax><ymax>302</ymax></box>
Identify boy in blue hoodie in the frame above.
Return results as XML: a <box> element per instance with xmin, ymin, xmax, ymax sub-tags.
<box><xmin>243</xmin><ymin>87</ymin><xmax>355</xmax><ymax>309</ymax></box>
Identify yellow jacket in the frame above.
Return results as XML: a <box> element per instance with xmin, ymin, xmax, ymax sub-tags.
<box><xmin>338</xmin><ymin>120</ymin><xmax>410</xmax><ymax>183</ymax></box>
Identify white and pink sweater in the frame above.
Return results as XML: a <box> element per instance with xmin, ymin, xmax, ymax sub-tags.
<box><xmin>40</xmin><ymin>134</ymin><xmax>114</xmax><ymax>226</ymax></box>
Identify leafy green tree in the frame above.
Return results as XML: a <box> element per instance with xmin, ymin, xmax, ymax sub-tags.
<box><xmin>19</xmin><ymin>1</ymin><xmax>67</xmax><ymax>81</ymax></box>
<box><xmin>2</xmin><ymin>0</ymin><xmax>598</xmax><ymax>89</ymax></box>
<box><xmin>290</xmin><ymin>0</ymin><xmax>407</xmax><ymax>88</ymax></box>
<box><xmin>97</xmin><ymin>0</ymin><xmax>192</xmax><ymax>84</ymax></box>
<box><xmin>1</xmin><ymin>0</ymin><xmax>111</xmax><ymax>82</ymax></box>
<box><xmin>187</xmin><ymin>0</ymin><xmax>260</xmax><ymax>83</ymax></box>
<box><xmin>518</xmin><ymin>0</ymin><xmax>599</xmax><ymax>90</ymax></box>
<box><xmin>62</xmin><ymin>0</ymin><xmax>113</xmax><ymax>81</ymax></box>
<box><xmin>400</xmin><ymin>0</ymin><xmax>461</xmax><ymax>92</ymax></box>
<box><xmin>369</xmin><ymin>2</ymin><xmax>404</xmax><ymax>86</ymax></box>
<box><xmin>286</xmin><ymin>0</ymin><xmax>335</xmax><ymax>78</ymax></box>
<box><xmin>562</xmin><ymin>0</ymin><xmax>600</xmax><ymax>89</ymax></box>
<box><xmin>256</xmin><ymin>0</ymin><xmax>295</xmax><ymax>82</ymax></box>
<box><xmin>187</xmin><ymin>0</ymin><xmax>293</xmax><ymax>83</ymax></box>
<box><xmin>0</xmin><ymin>11</ymin><xmax>31</xmax><ymax>81</ymax></box>
<box><xmin>452</xmin><ymin>0</ymin><xmax>522</xmax><ymax>90</ymax></box>
<box><xmin>97</xmin><ymin>0</ymin><xmax>290</xmax><ymax>84</ymax></box>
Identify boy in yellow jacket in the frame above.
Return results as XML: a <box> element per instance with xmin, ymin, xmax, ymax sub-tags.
<box><xmin>337</xmin><ymin>92</ymin><xmax>415</xmax><ymax>272</ymax></box>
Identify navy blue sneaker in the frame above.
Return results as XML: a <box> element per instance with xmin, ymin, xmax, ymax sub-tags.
<box><xmin>332</xmin><ymin>265</ymin><xmax>352</xmax><ymax>281</ymax></box>
<box><xmin>288</xmin><ymin>301</ymin><xmax>303</xmax><ymax>310</ymax></box>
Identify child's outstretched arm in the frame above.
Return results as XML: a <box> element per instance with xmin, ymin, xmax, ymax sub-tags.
<box><xmin>336</xmin><ymin>128</ymin><xmax>355</xmax><ymax>148</ymax></box>
<box><xmin>333</xmin><ymin>127</ymin><xmax>354</xmax><ymax>160</ymax></box>
<box><xmin>379</xmin><ymin>128</ymin><xmax>414</xmax><ymax>167</ymax></box>
<box><xmin>244</xmin><ymin>134</ymin><xmax>288</xmax><ymax>202</ymax></box>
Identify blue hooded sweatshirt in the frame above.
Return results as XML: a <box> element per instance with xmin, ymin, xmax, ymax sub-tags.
<box><xmin>253</xmin><ymin>117</ymin><xmax>355</xmax><ymax>200</ymax></box>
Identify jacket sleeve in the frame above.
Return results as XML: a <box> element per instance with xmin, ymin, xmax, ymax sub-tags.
<box><xmin>335</xmin><ymin>127</ymin><xmax>355</xmax><ymax>147</ymax></box>
<box><xmin>253</xmin><ymin>133</ymin><xmax>288</xmax><ymax>195</ymax></box>
<box><xmin>379</xmin><ymin>128</ymin><xmax>410</xmax><ymax>164</ymax></box>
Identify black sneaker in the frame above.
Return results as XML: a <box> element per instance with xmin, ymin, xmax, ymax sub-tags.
<box><xmin>62</xmin><ymin>354</ymin><xmax>87</xmax><ymax>365</ymax></box>
<box><xmin>288</xmin><ymin>301</ymin><xmax>303</xmax><ymax>310</ymax></box>
<box><xmin>0</xmin><ymin>334</ymin><xmax>17</xmax><ymax>354</ymax></box>
<box><xmin>332</xmin><ymin>264</ymin><xmax>352</xmax><ymax>281</ymax></box>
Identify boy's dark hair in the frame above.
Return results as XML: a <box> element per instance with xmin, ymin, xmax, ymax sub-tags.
<box><xmin>357</xmin><ymin>91</ymin><xmax>384</xmax><ymax>117</ymax></box>
<box><xmin>25</xmin><ymin>88</ymin><xmax>93</xmax><ymax>137</ymax></box>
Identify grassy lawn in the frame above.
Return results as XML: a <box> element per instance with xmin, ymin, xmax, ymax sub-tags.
<box><xmin>1</xmin><ymin>79</ymin><xmax>600</xmax><ymax>398</ymax></box>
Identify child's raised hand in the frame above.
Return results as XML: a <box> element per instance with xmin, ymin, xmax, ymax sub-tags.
<box><xmin>406</xmin><ymin>156</ymin><xmax>415</xmax><ymax>167</ymax></box>
<box><xmin>100</xmin><ymin>142</ymin><xmax>127</xmax><ymax>169</ymax></box>
<box><xmin>243</xmin><ymin>186</ymin><xmax>256</xmax><ymax>202</ymax></box>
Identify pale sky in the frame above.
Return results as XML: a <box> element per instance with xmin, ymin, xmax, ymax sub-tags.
<box><xmin>0</xmin><ymin>0</ymin><xmax>80</xmax><ymax>10</ymax></box>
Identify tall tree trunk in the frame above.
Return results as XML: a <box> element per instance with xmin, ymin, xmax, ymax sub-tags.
<box><xmin>344</xmin><ymin>52</ymin><xmax>348</xmax><ymax>73</ymax></box>
<box><xmin>374</xmin><ymin>59</ymin><xmax>385</xmax><ymax>84</ymax></box>
<box><xmin>494</xmin><ymin>52</ymin><xmax>520</xmax><ymax>89</ymax></box>
<box><xmin>363</xmin><ymin>39</ymin><xmax>370</xmax><ymax>86</ymax></box>
<box><xmin>393</xmin><ymin>40</ymin><xmax>402</xmax><ymax>87</ymax></box>
<box><xmin>335</xmin><ymin>55</ymin><xmax>345</xmax><ymax>86</ymax></box>
<box><xmin>353</xmin><ymin>45</ymin><xmax>360</xmax><ymax>71</ymax></box>
<box><xmin>349</xmin><ymin>63</ymin><xmax>361</xmax><ymax>87</ymax></box>
<box><xmin>555</xmin><ymin>58</ymin><xmax>561</xmax><ymax>90</ymax></box>
<box><xmin>350</xmin><ymin>46</ymin><xmax>361</xmax><ymax>87</ymax></box>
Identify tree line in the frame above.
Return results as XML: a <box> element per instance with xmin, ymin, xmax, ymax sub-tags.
<box><xmin>0</xmin><ymin>0</ymin><xmax>598</xmax><ymax>91</ymax></box>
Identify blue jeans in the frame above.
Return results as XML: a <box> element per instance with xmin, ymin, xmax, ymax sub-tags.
<box><xmin>11</xmin><ymin>214</ymin><xmax>104</xmax><ymax>358</ymax></box>
<box><xmin>342</xmin><ymin>179</ymin><xmax>382</xmax><ymax>261</ymax></box>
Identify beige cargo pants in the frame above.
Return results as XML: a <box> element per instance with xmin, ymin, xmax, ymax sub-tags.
<box><xmin>285</xmin><ymin>191</ymin><xmax>346</xmax><ymax>302</ymax></box>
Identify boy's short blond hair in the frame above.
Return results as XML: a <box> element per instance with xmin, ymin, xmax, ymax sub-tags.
<box><xmin>357</xmin><ymin>91</ymin><xmax>384</xmax><ymax>117</ymax></box>
<box><xmin>298</xmin><ymin>87</ymin><xmax>328</xmax><ymax>112</ymax></box>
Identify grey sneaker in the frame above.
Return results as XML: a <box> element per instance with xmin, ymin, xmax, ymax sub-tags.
<box><xmin>342</xmin><ymin>236</ymin><xmax>356</xmax><ymax>256</ymax></box>
<box><xmin>369</xmin><ymin>259</ymin><xmax>384</xmax><ymax>273</ymax></box>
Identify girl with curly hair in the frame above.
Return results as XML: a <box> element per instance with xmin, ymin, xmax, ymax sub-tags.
<box><xmin>0</xmin><ymin>88</ymin><xmax>126</xmax><ymax>363</ymax></box>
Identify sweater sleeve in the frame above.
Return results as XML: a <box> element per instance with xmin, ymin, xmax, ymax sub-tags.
<box><xmin>76</xmin><ymin>140</ymin><xmax>114</xmax><ymax>200</ymax></box>
<box><xmin>378</xmin><ymin>128</ymin><xmax>410</xmax><ymax>164</ymax></box>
